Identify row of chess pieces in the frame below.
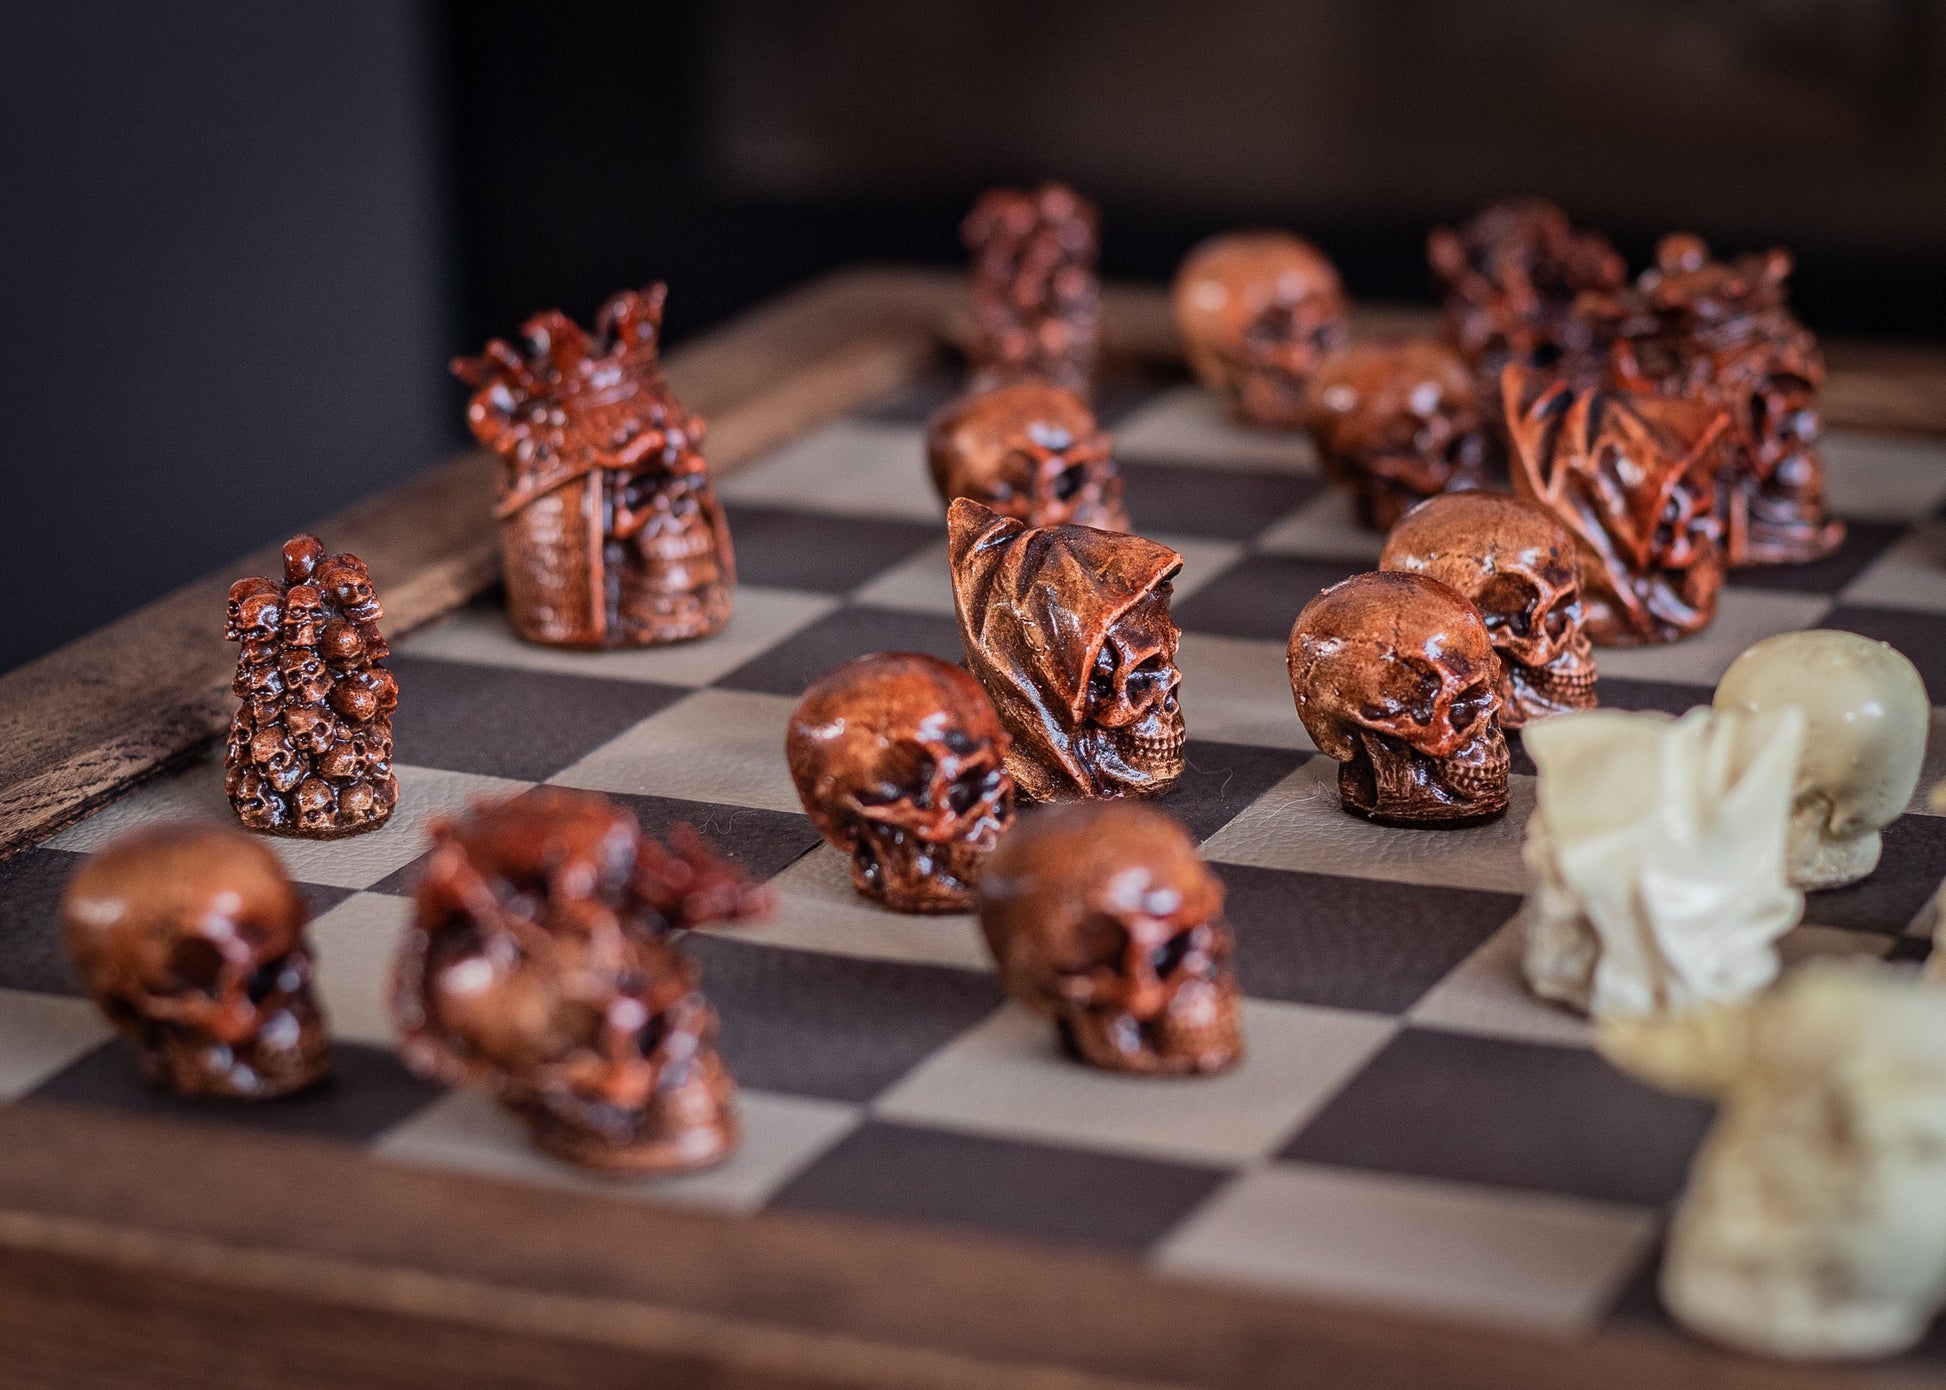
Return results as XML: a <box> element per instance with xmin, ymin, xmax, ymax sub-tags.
<box><xmin>51</xmin><ymin>185</ymin><xmax>1946</xmax><ymax>1363</ymax></box>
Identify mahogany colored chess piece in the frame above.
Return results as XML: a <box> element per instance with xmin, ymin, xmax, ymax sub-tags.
<box><xmin>1580</xmin><ymin>233</ymin><xmax>1844</xmax><ymax>566</ymax></box>
<box><xmin>948</xmin><ymin>498</ymin><xmax>1185</xmax><ymax>803</ymax></box>
<box><xmin>224</xmin><ymin>534</ymin><xmax>398</xmax><ymax>838</ymax></box>
<box><xmin>1289</xmin><ymin>571</ymin><xmax>1512</xmax><ymax>827</ymax></box>
<box><xmin>394</xmin><ymin>788</ymin><xmax>768</xmax><ymax>1174</ymax></box>
<box><xmin>962</xmin><ymin>182</ymin><xmax>1100</xmax><ymax>397</ymax></box>
<box><xmin>979</xmin><ymin>802</ymin><xmax>1242</xmax><ymax>1076</ymax></box>
<box><xmin>1173</xmin><ymin>230</ymin><xmax>1349</xmax><ymax>428</ymax></box>
<box><xmin>926</xmin><ymin>380</ymin><xmax>1126</xmax><ymax>531</ymax></box>
<box><xmin>787</xmin><ymin>652</ymin><xmax>1016</xmax><ymax>913</ymax></box>
<box><xmin>62</xmin><ymin>822</ymin><xmax>330</xmax><ymax>1098</ymax></box>
<box><xmin>453</xmin><ymin>283</ymin><xmax>735</xmax><ymax>648</ymax></box>
<box><xmin>1380</xmin><ymin>492</ymin><xmax>1598</xmax><ymax>727</ymax></box>
<box><xmin>1502</xmin><ymin>364</ymin><xmax>1730</xmax><ymax>647</ymax></box>
<box><xmin>1300</xmin><ymin>339</ymin><xmax>1493</xmax><ymax>530</ymax></box>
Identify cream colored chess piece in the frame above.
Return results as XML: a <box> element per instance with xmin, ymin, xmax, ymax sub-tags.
<box><xmin>1519</xmin><ymin>706</ymin><xmax>1805</xmax><ymax>1018</ymax></box>
<box><xmin>1599</xmin><ymin>963</ymin><xmax>1946</xmax><ymax>1360</ymax></box>
<box><xmin>1713</xmin><ymin>631</ymin><xmax>1927</xmax><ymax>890</ymax></box>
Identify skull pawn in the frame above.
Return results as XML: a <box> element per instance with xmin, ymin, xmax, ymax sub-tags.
<box><xmin>926</xmin><ymin>381</ymin><xmax>1125</xmax><ymax>532</ymax></box>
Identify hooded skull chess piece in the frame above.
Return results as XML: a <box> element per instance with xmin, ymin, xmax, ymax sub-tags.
<box><xmin>1426</xmin><ymin>198</ymin><xmax>1626</xmax><ymax>383</ymax></box>
<box><xmin>979</xmin><ymin>802</ymin><xmax>1242</xmax><ymax>1075</ymax></box>
<box><xmin>926</xmin><ymin>380</ymin><xmax>1126</xmax><ymax>531</ymax></box>
<box><xmin>1584</xmin><ymin>234</ymin><xmax>1843</xmax><ymax>566</ymax></box>
<box><xmin>962</xmin><ymin>183</ymin><xmax>1100</xmax><ymax>396</ymax></box>
<box><xmin>787</xmin><ymin>652</ymin><xmax>1016</xmax><ymax>913</ymax></box>
<box><xmin>395</xmin><ymin>788</ymin><xmax>769</xmax><ymax>1174</ymax></box>
<box><xmin>948</xmin><ymin>499</ymin><xmax>1186</xmax><ymax>803</ymax></box>
<box><xmin>1713</xmin><ymin>630</ymin><xmax>1928</xmax><ymax>890</ymax></box>
<box><xmin>453</xmin><ymin>283</ymin><xmax>735</xmax><ymax>649</ymax></box>
<box><xmin>1599</xmin><ymin>963</ymin><xmax>1946</xmax><ymax>1359</ymax></box>
<box><xmin>61</xmin><ymin>822</ymin><xmax>330</xmax><ymax>1098</ymax></box>
<box><xmin>1288</xmin><ymin>571</ymin><xmax>1511</xmax><ymax>827</ymax></box>
<box><xmin>1300</xmin><ymin>339</ymin><xmax>1493</xmax><ymax>531</ymax></box>
<box><xmin>1502</xmin><ymin>365</ymin><xmax>1730</xmax><ymax>646</ymax></box>
<box><xmin>1519</xmin><ymin>706</ymin><xmax>1805</xmax><ymax>1019</ymax></box>
<box><xmin>224</xmin><ymin>535</ymin><xmax>398</xmax><ymax>838</ymax></box>
<box><xmin>1172</xmin><ymin>230</ymin><xmax>1350</xmax><ymax>428</ymax></box>
<box><xmin>1380</xmin><ymin>491</ymin><xmax>1597</xmax><ymax>727</ymax></box>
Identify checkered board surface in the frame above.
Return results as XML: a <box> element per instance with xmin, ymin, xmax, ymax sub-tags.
<box><xmin>6</xmin><ymin>372</ymin><xmax>1946</xmax><ymax>1355</ymax></box>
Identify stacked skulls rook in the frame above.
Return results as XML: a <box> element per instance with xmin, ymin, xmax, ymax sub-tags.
<box><xmin>962</xmin><ymin>182</ymin><xmax>1101</xmax><ymax>397</ymax></box>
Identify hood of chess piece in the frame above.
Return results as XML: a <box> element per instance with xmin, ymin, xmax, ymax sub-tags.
<box><xmin>926</xmin><ymin>380</ymin><xmax>1125</xmax><ymax>532</ymax></box>
<box><xmin>61</xmin><ymin>822</ymin><xmax>331</xmax><ymax>1098</ymax></box>
<box><xmin>979</xmin><ymin>802</ymin><xmax>1242</xmax><ymax>1076</ymax></box>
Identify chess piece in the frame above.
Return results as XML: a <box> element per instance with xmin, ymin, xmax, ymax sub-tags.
<box><xmin>61</xmin><ymin>822</ymin><xmax>330</xmax><ymax>1098</ymax></box>
<box><xmin>1599</xmin><ymin>964</ymin><xmax>1946</xmax><ymax>1359</ymax></box>
<box><xmin>1300</xmin><ymin>339</ymin><xmax>1493</xmax><ymax>531</ymax></box>
<box><xmin>1584</xmin><ymin>234</ymin><xmax>1843</xmax><ymax>566</ymax></box>
<box><xmin>1288</xmin><ymin>571</ymin><xmax>1511</xmax><ymax>827</ymax></box>
<box><xmin>1502</xmin><ymin>365</ymin><xmax>1730</xmax><ymax>646</ymax></box>
<box><xmin>1172</xmin><ymin>230</ymin><xmax>1350</xmax><ymax>427</ymax></box>
<box><xmin>926</xmin><ymin>380</ymin><xmax>1126</xmax><ymax>531</ymax></box>
<box><xmin>962</xmin><ymin>182</ymin><xmax>1100</xmax><ymax>396</ymax></box>
<box><xmin>395</xmin><ymin>789</ymin><xmax>767</xmax><ymax>1174</ymax></box>
<box><xmin>1380</xmin><ymin>491</ymin><xmax>1597</xmax><ymax>727</ymax></box>
<box><xmin>1426</xmin><ymin>198</ymin><xmax>1625</xmax><ymax>383</ymax></box>
<box><xmin>1519</xmin><ymin>706</ymin><xmax>1804</xmax><ymax>1019</ymax></box>
<box><xmin>224</xmin><ymin>535</ymin><xmax>398</xmax><ymax>838</ymax></box>
<box><xmin>787</xmin><ymin>652</ymin><xmax>1016</xmax><ymax>913</ymax></box>
<box><xmin>948</xmin><ymin>498</ymin><xmax>1186</xmax><ymax>802</ymax></box>
<box><xmin>1713</xmin><ymin>631</ymin><xmax>1928</xmax><ymax>890</ymax></box>
<box><xmin>453</xmin><ymin>283</ymin><xmax>734</xmax><ymax>649</ymax></box>
<box><xmin>979</xmin><ymin>802</ymin><xmax>1242</xmax><ymax>1075</ymax></box>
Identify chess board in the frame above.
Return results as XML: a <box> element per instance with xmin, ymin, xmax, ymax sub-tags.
<box><xmin>4</xmin><ymin>357</ymin><xmax>1946</xmax><ymax>1382</ymax></box>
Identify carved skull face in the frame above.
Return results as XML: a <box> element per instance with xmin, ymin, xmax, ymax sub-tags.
<box><xmin>284</xmin><ymin>703</ymin><xmax>339</xmax><ymax>755</ymax></box>
<box><xmin>1381</xmin><ymin>492</ymin><xmax>1595</xmax><ymax>726</ymax></box>
<box><xmin>1289</xmin><ymin>571</ymin><xmax>1511</xmax><ymax>826</ymax></box>
<box><xmin>250</xmin><ymin>725</ymin><xmax>306</xmax><ymax>794</ymax></box>
<box><xmin>227</xmin><ymin>577</ymin><xmax>278</xmax><ymax>641</ymax></box>
<box><xmin>281</xmin><ymin>584</ymin><xmax>325</xmax><ymax>648</ymax></box>
<box><xmin>278</xmin><ymin>647</ymin><xmax>333</xmax><ymax>706</ymax></box>
<box><xmin>926</xmin><ymin>381</ymin><xmax>1124</xmax><ymax>532</ymax></box>
<box><xmin>788</xmin><ymin>652</ymin><xmax>1015</xmax><ymax>913</ymax></box>
<box><xmin>330</xmin><ymin>667</ymin><xmax>396</xmax><ymax>724</ymax></box>
<box><xmin>1173</xmin><ymin>230</ymin><xmax>1350</xmax><ymax>427</ymax></box>
<box><xmin>315</xmin><ymin>556</ymin><xmax>380</xmax><ymax>624</ymax></box>
<box><xmin>1301</xmin><ymin>340</ymin><xmax>1491</xmax><ymax>531</ymax></box>
<box><xmin>235</xmin><ymin>590</ymin><xmax>283</xmax><ymax>664</ymax></box>
<box><xmin>980</xmin><ymin>802</ymin><xmax>1240</xmax><ymax>1075</ymax></box>
<box><xmin>612</xmin><ymin>469</ymin><xmax>736</xmax><ymax>645</ymax></box>
<box><xmin>61</xmin><ymin>823</ymin><xmax>329</xmax><ymax>1097</ymax></box>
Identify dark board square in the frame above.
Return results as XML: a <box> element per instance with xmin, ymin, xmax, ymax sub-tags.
<box><xmin>1279</xmin><ymin>1027</ymin><xmax>1714</xmax><ymax>1207</ymax></box>
<box><xmin>388</xmin><ymin>656</ymin><xmax>687</xmax><ymax>783</ymax></box>
<box><xmin>713</xmin><ymin>604</ymin><xmax>966</xmax><ymax>697</ymax></box>
<box><xmin>1118</xmin><ymin>460</ymin><xmax>1324</xmax><ymax>541</ymax></box>
<box><xmin>0</xmin><ymin>847</ymin><xmax>86</xmax><ymax>995</ymax></box>
<box><xmin>1223</xmin><ymin>865</ymin><xmax>1519</xmax><ymax>1014</ymax></box>
<box><xmin>683</xmin><ymin>936</ymin><xmax>1004</xmax><ymax>1102</ymax></box>
<box><xmin>28</xmin><ymin>1040</ymin><xmax>446</xmax><ymax>1143</ymax></box>
<box><xmin>723</xmin><ymin>506</ymin><xmax>940</xmax><ymax>594</ymax></box>
<box><xmin>1824</xmin><ymin>604</ymin><xmax>1946</xmax><ymax>703</ymax></box>
<box><xmin>859</xmin><ymin>373</ymin><xmax>1163</xmax><ymax>430</ymax></box>
<box><xmin>1888</xmin><ymin>933</ymin><xmax>1936</xmax><ymax>967</ymax></box>
<box><xmin>1171</xmin><ymin>554</ymin><xmax>1363</xmax><ymax>642</ymax></box>
<box><xmin>608</xmin><ymin>793</ymin><xmax>821</xmax><ymax>882</ymax></box>
<box><xmin>1162</xmin><ymin>742</ymin><xmax>1313</xmax><ymax>842</ymax></box>
<box><xmin>1725</xmin><ymin>520</ymin><xmax>1907</xmax><ymax>595</ymax></box>
<box><xmin>1803</xmin><ymin>813</ymin><xmax>1946</xmax><ymax>934</ymax></box>
<box><xmin>1592</xmin><ymin>677</ymin><xmax>1712</xmax><ymax>717</ymax></box>
<box><xmin>768</xmin><ymin>1119</ymin><xmax>1227</xmax><ymax>1254</ymax></box>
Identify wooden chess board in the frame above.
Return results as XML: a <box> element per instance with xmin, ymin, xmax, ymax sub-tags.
<box><xmin>1</xmin><ymin>269</ymin><xmax>1943</xmax><ymax>1389</ymax></box>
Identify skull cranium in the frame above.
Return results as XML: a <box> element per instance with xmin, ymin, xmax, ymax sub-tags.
<box><xmin>926</xmin><ymin>381</ymin><xmax>1124</xmax><ymax>532</ymax></box>
<box><xmin>1172</xmin><ymin>230</ymin><xmax>1349</xmax><ymax>427</ymax></box>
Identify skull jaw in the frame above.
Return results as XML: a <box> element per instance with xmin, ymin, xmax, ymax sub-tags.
<box><xmin>250</xmin><ymin>773</ymin><xmax>399</xmax><ymax>840</ymax></box>
<box><xmin>520</xmin><ymin>1051</ymin><xmax>739</xmax><ymax>1175</ymax></box>
<box><xmin>850</xmin><ymin>821</ymin><xmax>1001</xmax><ymax>914</ymax></box>
<box><xmin>1054</xmin><ymin>977</ymin><xmax>1243</xmax><ymax>1076</ymax></box>
<box><xmin>1338</xmin><ymin>728</ymin><xmax>1510</xmax><ymax>828</ymax></box>
<box><xmin>1787</xmin><ymin>797</ymin><xmax>1883</xmax><ymax>891</ymax></box>
<box><xmin>1499</xmin><ymin>640</ymin><xmax>1598</xmax><ymax>727</ymax></box>
<box><xmin>1075</xmin><ymin>708</ymin><xmax>1187</xmax><ymax>800</ymax></box>
<box><xmin>131</xmin><ymin>992</ymin><xmax>331</xmax><ymax>1099</ymax></box>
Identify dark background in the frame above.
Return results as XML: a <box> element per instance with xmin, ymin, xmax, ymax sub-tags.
<box><xmin>5</xmin><ymin>0</ymin><xmax>1945</xmax><ymax>674</ymax></box>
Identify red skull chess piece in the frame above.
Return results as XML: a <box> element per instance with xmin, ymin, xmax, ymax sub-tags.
<box><xmin>1300</xmin><ymin>339</ymin><xmax>1494</xmax><ymax>531</ymax></box>
<box><xmin>453</xmin><ymin>283</ymin><xmax>735</xmax><ymax>648</ymax></box>
<box><xmin>926</xmin><ymin>380</ymin><xmax>1126</xmax><ymax>531</ymax></box>
<box><xmin>61</xmin><ymin>822</ymin><xmax>330</xmax><ymax>1098</ymax></box>
<box><xmin>787</xmin><ymin>652</ymin><xmax>1016</xmax><ymax>913</ymax></box>
<box><xmin>394</xmin><ymin>788</ymin><xmax>769</xmax><ymax>1174</ymax></box>
<box><xmin>962</xmin><ymin>183</ymin><xmax>1100</xmax><ymax>397</ymax></box>
<box><xmin>1172</xmin><ymin>230</ymin><xmax>1350</xmax><ymax>428</ymax></box>
<box><xmin>224</xmin><ymin>534</ymin><xmax>398</xmax><ymax>838</ymax></box>
<box><xmin>1289</xmin><ymin>571</ymin><xmax>1512</xmax><ymax>827</ymax></box>
<box><xmin>948</xmin><ymin>499</ymin><xmax>1186</xmax><ymax>803</ymax></box>
<box><xmin>1502</xmin><ymin>364</ymin><xmax>1730</xmax><ymax>647</ymax></box>
<box><xmin>1380</xmin><ymin>491</ymin><xmax>1597</xmax><ymax>727</ymax></box>
<box><xmin>979</xmin><ymin>802</ymin><xmax>1242</xmax><ymax>1076</ymax></box>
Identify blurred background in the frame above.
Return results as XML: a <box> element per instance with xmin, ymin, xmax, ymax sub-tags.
<box><xmin>5</xmin><ymin>0</ymin><xmax>1945</xmax><ymax>672</ymax></box>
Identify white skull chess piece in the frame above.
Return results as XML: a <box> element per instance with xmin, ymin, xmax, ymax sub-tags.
<box><xmin>1712</xmin><ymin>630</ymin><xmax>1928</xmax><ymax>890</ymax></box>
<box><xmin>1599</xmin><ymin>963</ymin><xmax>1946</xmax><ymax>1360</ymax></box>
<box><xmin>1519</xmin><ymin>705</ymin><xmax>1805</xmax><ymax>1019</ymax></box>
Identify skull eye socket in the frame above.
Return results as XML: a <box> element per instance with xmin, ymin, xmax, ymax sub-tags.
<box><xmin>946</xmin><ymin>766</ymin><xmax>998</xmax><ymax>816</ymax></box>
<box><xmin>1050</xmin><ymin>465</ymin><xmax>1087</xmax><ymax>503</ymax></box>
<box><xmin>166</xmin><ymin>937</ymin><xmax>227</xmax><ymax>997</ymax></box>
<box><xmin>1150</xmin><ymin>929</ymin><xmax>1195</xmax><ymax>979</ymax></box>
<box><xmin>1541</xmin><ymin>599</ymin><xmax>1572</xmax><ymax>640</ymax></box>
<box><xmin>1449</xmin><ymin>680</ymin><xmax>1495</xmax><ymax>733</ymax></box>
<box><xmin>1070</xmin><ymin>911</ymin><xmax>1127</xmax><ymax>968</ymax></box>
<box><xmin>244</xmin><ymin>953</ymin><xmax>299</xmax><ymax>1004</ymax></box>
<box><xmin>1475</xmin><ymin>575</ymin><xmax>1540</xmax><ymax>636</ymax></box>
<box><xmin>859</xmin><ymin>746</ymin><xmax>935</xmax><ymax>808</ymax></box>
